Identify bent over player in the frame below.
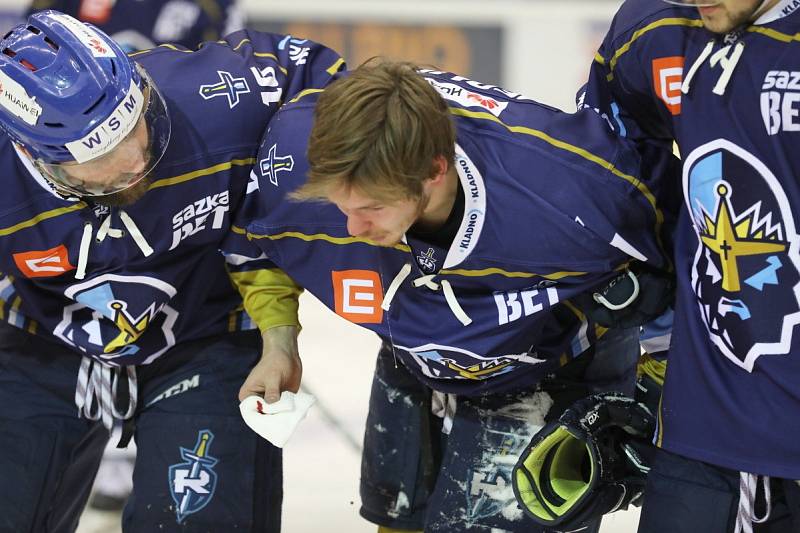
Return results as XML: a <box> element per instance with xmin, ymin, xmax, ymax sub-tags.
<box><xmin>0</xmin><ymin>10</ymin><xmax>342</xmax><ymax>532</ymax></box>
<box><xmin>228</xmin><ymin>60</ymin><xmax>679</xmax><ymax>532</ymax></box>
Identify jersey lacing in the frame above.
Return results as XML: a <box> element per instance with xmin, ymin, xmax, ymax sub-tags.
<box><xmin>76</xmin><ymin>209</ymin><xmax>154</xmax><ymax>279</ymax></box>
<box><xmin>75</xmin><ymin>357</ymin><xmax>137</xmax><ymax>430</ymax></box>
<box><xmin>734</xmin><ymin>472</ymin><xmax>772</xmax><ymax>533</ymax></box>
<box><xmin>382</xmin><ymin>262</ymin><xmax>472</xmax><ymax>326</ymax></box>
<box><xmin>681</xmin><ymin>39</ymin><xmax>744</xmax><ymax>96</ymax></box>
<box><xmin>74</xmin><ymin>209</ymin><xmax>152</xmax><ymax>428</ymax></box>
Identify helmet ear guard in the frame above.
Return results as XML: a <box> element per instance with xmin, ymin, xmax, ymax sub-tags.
<box><xmin>512</xmin><ymin>393</ymin><xmax>656</xmax><ymax>531</ymax></box>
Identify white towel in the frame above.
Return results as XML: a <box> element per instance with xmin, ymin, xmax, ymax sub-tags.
<box><xmin>239</xmin><ymin>391</ymin><xmax>316</xmax><ymax>448</ymax></box>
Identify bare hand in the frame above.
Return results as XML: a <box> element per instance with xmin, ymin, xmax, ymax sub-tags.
<box><xmin>238</xmin><ymin>325</ymin><xmax>301</xmax><ymax>403</ymax></box>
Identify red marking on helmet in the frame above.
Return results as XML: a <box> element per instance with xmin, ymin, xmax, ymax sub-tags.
<box><xmin>88</xmin><ymin>38</ymin><xmax>108</xmax><ymax>55</ymax></box>
<box><xmin>20</xmin><ymin>59</ymin><xmax>36</xmax><ymax>72</ymax></box>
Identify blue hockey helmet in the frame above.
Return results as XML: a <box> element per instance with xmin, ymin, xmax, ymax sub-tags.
<box><xmin>0</xmin><ymin>10</ymin><xmax>170</xmax><ymax>196</ymax></box>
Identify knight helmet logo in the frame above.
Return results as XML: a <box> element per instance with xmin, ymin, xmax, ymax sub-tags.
<box><xmin>683</xmin><ymin>139</ymin><xmax>800</xmax><ymax>371</ymax></box>
<box><xmin>54</xmin><ymin>274</ymin><xmax>179</xmax><ymax>364</ymax></box>
<box><xmin>168</xmin><ymin>430</ymin><xmax>220</xmax><ymax>524</ymax></box>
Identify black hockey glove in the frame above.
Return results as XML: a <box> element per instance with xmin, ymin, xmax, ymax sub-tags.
<box><xmin>571</xmin><ymin>263</ymin><xmax>675</xmax><ymax>329</ymax></box>
<box><xmin>512</xmin><ymin>393</ymin><xmax>655</xmax><ymax>532</ymax></box>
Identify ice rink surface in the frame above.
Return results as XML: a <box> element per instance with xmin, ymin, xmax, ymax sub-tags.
<box><xmin>78</xmin><ymin>293</ymin><xmax>640</xmax><ymax>533</ymax></box>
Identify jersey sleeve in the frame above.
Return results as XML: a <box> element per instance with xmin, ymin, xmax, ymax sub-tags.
<box><xmin>578</xmin><ymin>4</ymin><xmax>677</xmax><ymax>145</ymax></box>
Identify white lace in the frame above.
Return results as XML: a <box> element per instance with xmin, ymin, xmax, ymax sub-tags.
<box><xmin>74</xmin><ymin>356</ymin><xmax>137</xmax><ymax>430</ymax></box>
<box><xmin>681</xmin><ymin>39</ymin><xmax>744</xmax><ymax>97</ymax></box>
<box><xmin>381</xmin><ymin>263</ymin><xmax>472</xmax><ymax>326</ymax></box>
<box><xmin>76</xmin><ymin>210</ymin><xmax>154</xmax><ymax>279</ymax></box>
<box><xmin>734</xmin><ymin>472</ymin><xmax>772</xmax><ymax>533</ymax></box>
<box><xmin>681</xmin><ymin>40</ymin><xmax>714</xmax><ymax>94</ymax></box>
<box><xmin>431</xmin><ymin>390</ymin><xmax>458</xmax><ymax>435</ymax></box>
<box><xmin>709</xmin><ymin>42</ymin><xmax>745</xmax><ymax>95</ymax></box>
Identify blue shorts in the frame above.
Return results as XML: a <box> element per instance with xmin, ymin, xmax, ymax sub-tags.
<box><xmin>360</xmin><ymin>326</ymin><xmax>639</xmax><ymax>532</ymax></box>
<box><xmin>0</xmin><ymin>322</ymin><xmax>281</xmax><ymax>533</ymax></box>
<box><xmin>639</xmin><ymin>448</ymin><xmax>800</xmax><ymax>533</ymax></box>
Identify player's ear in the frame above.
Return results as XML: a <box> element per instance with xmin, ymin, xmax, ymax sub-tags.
<box><xmin>428</xmin><ymin>155</ymin><xmax>449</xmax><ymax>185</ymax></box>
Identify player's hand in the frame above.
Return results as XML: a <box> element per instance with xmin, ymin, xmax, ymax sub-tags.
<box><xmin>238</xmin><ymin>325</ymin><xmax>302</xmax><ymax>403</ymax></box>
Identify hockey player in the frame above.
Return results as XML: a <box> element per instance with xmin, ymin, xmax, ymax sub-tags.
<box><xmin>23</xmin><ymin>0</ymin><xmax>248</xmax><ymax>514</ymax></box>
<box><xmin>577</xmin><ymin>0</ymin><xmax>800</xmax><ymax>531</ymax></box>
<box><xmin>27</xmin><ymin>0</ymin><xmax>244</xmax><ymax>52</ymax></box>
<box><xmin>0</xmin><ymin>10</ymin><xmax>342</xmax><ymax>532</ymax></box>
<box><xmin>228</xmin><ymin>60</ymin><xmax>679</xmax><ymax>532</ymax></box>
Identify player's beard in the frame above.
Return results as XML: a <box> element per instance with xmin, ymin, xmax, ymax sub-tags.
<box><xmin>700</xmin><ymin>0</ymin><xmax>773</xmax><ymax>33</ymax></box>
<box><xmin>88</xmin><ymin>176</ymin><xmax>152</xmax><ymax>207</ymax></box>
<box><xmin>372</xmin><ymin>193</ymin><xmax>431</xmax><ymax>247</ymax></box>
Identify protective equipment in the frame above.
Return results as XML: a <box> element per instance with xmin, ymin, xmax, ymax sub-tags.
<box><xmin>570</xmin><ymin>263</ymin><xmax>675</xmax><ymax>329</ymax></box>
<box><xmin>0</xmin><ymin>10</ymin><xmax>170</xmax><ymax>196</ymax></box>
<box><xmin>512</xmin><ymin>393</ymin><xmax>655</xmax><ymax>532</ymax></box>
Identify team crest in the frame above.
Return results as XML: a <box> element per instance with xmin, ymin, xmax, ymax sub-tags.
<box><xmin>53</xmin><ymin>274</ymin><xmax>178</xmax><ymax>364</ymax></box>
<box><xmin>199</xmin><ymin>71</ymin><xmax>250</xmax><ymax>109</ymax></box>
<box><xmin>416</xmin><ymin>247</ymin><xmax>437</xmax><ymax>273</ymax></box>
<box><xmin>168</xmin><ymin>430</ymin><xmax>219</xmax><ymax>524</ymax></box>
<box><xmin>395</xmin><ymin>343</ymin><xmax>547</xmax><ymax>381</ymax></box>
<box><xmin>683</xmin><ymin>139</ymin><xmax>800</xmax><ymax>371</ymax></box>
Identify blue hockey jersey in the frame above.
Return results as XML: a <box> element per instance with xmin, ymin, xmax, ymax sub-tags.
<box><xmin>0</xmin><ymin>30</ymin><xmax>343</xmax><ymax>367</ymax></box>
<box><xmin>230</xmin><ymin>69</ymin><xmax>678</xmax><ymax>396</ymax></box>
<box><xmin>29</xmin><ymin>0</ymin><xmax>243</xmax><ymax>51</ymax></box>
<box><xmin>584</xmin><ymin>0</ymin><xmax>800</xmax><ymax>478</ymax></box>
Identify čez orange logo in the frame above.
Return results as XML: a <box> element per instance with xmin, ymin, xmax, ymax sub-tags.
<box><xmin>652</xmin><ymin>56</ymin><xmax>684</xmax><ymax>115</ymax></box>
<box><xmin>332</xmin><ymin>270</ymin><xmax>384</xmax><ymax>324</ymax></box>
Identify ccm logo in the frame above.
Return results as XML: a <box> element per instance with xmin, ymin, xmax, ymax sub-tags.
<box><xmin>652</xmin><ymin>56</ymin><xmax>684</xmax><ymax>115</ymax></box>
<box><xmin>332</xmin><ymin>270</ymin><xmax>384</xmax><ymax>324</ymax></box>
<box><xmin>13</xmin><ymin>245</ymin><xmax>75</xmax><ymax>278</ymax></box>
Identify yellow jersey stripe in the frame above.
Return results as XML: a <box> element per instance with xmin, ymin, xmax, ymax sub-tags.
<box><xmin>247</xmin><ymin>230</ymin><xmax>587</xmax><ymax>280</ymax></box>
<box><xmin>1</xmin><ymin>159</ymin><xmax>256</xmax><ymax>235</ymax></box>
<box><xmin>448</xmin><ymin>107</ymin><xmax>669</xmax><ymax>269</ymax></box>
<box><xmin>247</xmin><ymin>230</ymin><xmax>411</xmax><ymax>252</ymax></box>
<box><xmin>0</xmin><ymin>203</ymin><xmax>87</xmax><ymax>236</ymax></box>
<box><xmin>132</xmin><ymin>40</ymin><xmax>290</xmax><ymax>75</ymax></box>
<box><xmin>440</xmin><ymin>267</ymin><xmax>587</xmax><ymax>280</ymax></box>
<box><xmin>449</xmin><ymin>107</ymin><xmax>660</xmax><ymax>214</ymax></box>
<box><xmin>130</xmin><ymin>43</ymin><xmax>190</xmax><ymax>56</ymax></box>
<box><xmin>327</xmin><ymin>58</ymin><xmax>346</xmax><ymax>75</ymax></box>
<box><xmin>289</xmin><ymin>88</ymin><xmax>324</xmax><ymax>104</ymax></box>
<box><xmin>149</xmin><ymin>158</ymin><xmax>256</xmax><ymax>190</ymax></box>
<box><xmin>604</xmin><ymin>18</ymin><xmax>704</xmax><ymax>81</ymax></box>
<box><xmin>746</xmin><ymin>26</ymin><xmax>800</xmax><ymax>43</ymax></box>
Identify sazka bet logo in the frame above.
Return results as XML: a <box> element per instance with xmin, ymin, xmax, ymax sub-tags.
<box><xmin>683</xmin><ymin>139</ymin><xmax>800</xmax><ymax>371</ymax></box>
<box><xmin>169</xmin><ymin>430</ymin><xmax>219</xmax><ymax>524</ymax></box>
<box><xmin>199</xmin><ymin>71</ymin><xmax>250</xmax><ymax>109</ymax></box>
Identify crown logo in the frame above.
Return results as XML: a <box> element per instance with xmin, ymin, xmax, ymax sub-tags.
<box><xmin>699</xmin><ymin>182</ymin><xmax>787</xmax><ymax>292</ymax></box>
